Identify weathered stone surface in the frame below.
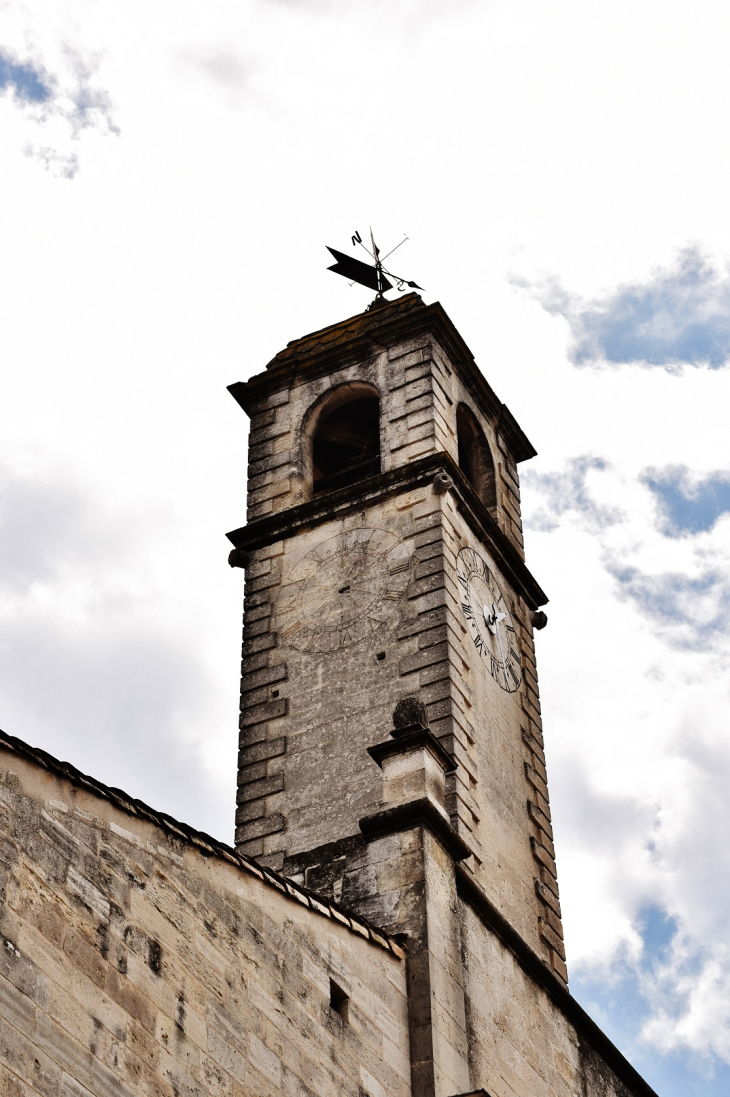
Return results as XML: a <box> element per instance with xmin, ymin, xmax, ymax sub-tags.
<box><xmin>227</xmin><ymin>300</ymin><xmax>565</xmax><ymax>974</ymax></box>
<box><xmin>221</xmin><ymin>298</ymin><xmax>658</xmax><ymax>1097</ymax></box>
<box><xmin>0</xmin><ymin>298</ymin><xmax>656</xmax><ymax>1097</ymax></box>
<box><xmin>0</xmin><ymin>750</ymin><xmax>410</xmax><ymax>1097</ymax></box>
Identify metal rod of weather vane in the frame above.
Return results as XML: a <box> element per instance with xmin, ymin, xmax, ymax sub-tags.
<box><xmin>370</xmin><ymin>227</ymin><xmax>383</xmax><ymax>296</ymax></box>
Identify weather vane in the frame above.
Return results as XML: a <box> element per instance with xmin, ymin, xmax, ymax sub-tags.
<box><xmin>326</xmin><ymin>229</ymin><xmax>423</xmax><ymax>301</ymax></box>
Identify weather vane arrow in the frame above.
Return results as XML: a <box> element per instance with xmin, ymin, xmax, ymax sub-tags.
<box><xmin>326</xmin><ymin>228</ymin><xmax>422</xmax><ymax>300</ymax></box>
<box><xmin>326</xmin><ymin>248</ymin><xmax>393</xmax><ymax>294</ymax></box>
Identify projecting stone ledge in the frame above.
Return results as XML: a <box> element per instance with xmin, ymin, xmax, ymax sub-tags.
<box><xmin>359</xmin><ymin>796</ymin><xmax>472</xmax><ymax>862</ymax></box>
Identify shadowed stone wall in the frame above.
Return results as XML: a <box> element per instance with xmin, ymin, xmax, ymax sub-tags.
<box><xmin>459</xmin><ymin>900</ymin><xmax>639</xmax><ymax>1097</ymax></box>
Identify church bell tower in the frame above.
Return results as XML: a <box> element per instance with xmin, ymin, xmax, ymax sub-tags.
<box><xmin>226</xmin><ymin>292</ymin><xmax>567</xmax><ymax>1022</ymax></box>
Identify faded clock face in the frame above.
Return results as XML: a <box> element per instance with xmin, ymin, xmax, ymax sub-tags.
<box><xmin>275</xmin><ymin>527</ymin><xmax>411</xmax><ymax>653</ymax></box>
<box><xmin>456</xmin><ymin>545</ymin><xmax>522</xmax><ymax>693</ymax></box>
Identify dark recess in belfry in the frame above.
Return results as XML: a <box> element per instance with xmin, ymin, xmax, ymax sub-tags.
<box><xmin>456</xmin><ymin>402</ymin><xmax>497</xmax><ymax>510</ymax></box>
<box><xmin>312</xmin><ymin>396</ymin><xmax>380</xmax><ymax>494</ymax></box>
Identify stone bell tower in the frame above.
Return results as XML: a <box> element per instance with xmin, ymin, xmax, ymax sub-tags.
<box><xmin>226</xmin><ymin>294</ymin><xmax>567</xmax><ymax>1024</ymax></box>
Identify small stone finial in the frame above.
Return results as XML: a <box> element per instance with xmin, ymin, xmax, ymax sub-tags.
<box><xmin>433</xmin><ymin>470</ymin><xmax>453</xmax><ymax>495</ymax></box>
<box><xmin>531</xmin><ymin>610</ymin><xmax>548</xmax><ymax>631</ymax></box>
<box><xmin>228</xmin><ymin>548</ymin><xmax>251</xmax><ymax>569</ymax></box>
<box><xmin>393</xmin><ymin>697</ymin><xmax>428</xmax><ymax>732</ymax></box>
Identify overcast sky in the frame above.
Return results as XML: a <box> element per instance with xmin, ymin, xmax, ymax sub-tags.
<box><xmin>2</xmin><ymin>2</ymin><xmax>730</xmax><ymax>1094</ymax></box>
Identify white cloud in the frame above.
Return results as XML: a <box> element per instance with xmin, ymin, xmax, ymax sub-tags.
<box><xmin>61</xmin><ymin>44</ymin><xmax>118</xmax><ymax>138</ymax></box>
<box><xmin>524</xmin><ymin>457</ymin><xmax>730</xmax><ymax>1065</ymax></box>
<box><xmin>22</xmin><ymin>141</ymin><xmax>79</xmax><ymax>177</ymax></box>
<box><xmin>0</xmin><ymin>14</ymin><xmax>118</xmax><ymax>177</ymax></box>
<box><xmin>522</xmin><ymin>455</ymin><xmax>624</xmax><ymax>533</ymax></box>
<box><xmin>0</xmin><ymin>453</ymin><xmax>234</xmax><ymax>836</ymax></box>
<box><xmin>2</xmin><ymin>1</ymin><xmax>730</xmax><ymax>1090</ymax></box>
<box><xmin>176</xmin><ymin>48</ymin><xmax>259</xmax><ymax>106</ymax></box>
<box><xmin>521</xmin><ymin>248</ymin><xmax>730</xmax><ymax>369</ymax></box>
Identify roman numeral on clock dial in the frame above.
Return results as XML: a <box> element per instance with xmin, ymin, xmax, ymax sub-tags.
<box><xmin>276</xmin><ymin>527</ymin><xmax>412</xmax><ymax>653</ymax></box>
<box><xmin>456</xmin><ymin>544</ymin><xmax>523</xmax><ymax>694</ymax></box>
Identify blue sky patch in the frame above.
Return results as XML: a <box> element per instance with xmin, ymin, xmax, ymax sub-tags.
<box><xmin>528</xmin><ymin>247</ymin><xmax>730</xmax><ymax>369</ymax></box>
<box><xmin>0</xmin><ymin>48</ymin><xmax>52</xmax><ymax>104</ymax></box>
<box><xmin>638</xmin><ymin>903</ymin><xmax>679</xmax><ymax>960</ymax></box>
<box><xmin>572</xmin><ymin>967</ymin><xmax>730</xmax><ymax>1097</ymax></box>
<box><xmin>644</xmin><ymin>467</ymin><xmax>730</xmax><ymax>537</ymax></box>
<box><xmin>571</xmin><ymin>905</ymin><xmax>730</xmax><ymax>1097</ymax></box>
<box><xmin>609</xmin><ymin>562</ymin><xmax>729</xmax><ymax>648</ymax></box>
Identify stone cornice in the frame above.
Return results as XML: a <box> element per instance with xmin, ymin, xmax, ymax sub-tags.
<box><xmin>367</xmin><ymin>726</ymin><xmax>456</xmax><ymax>774</ymax></box>
<box><xmin>228</xmin><ymin>297</ymin><xmax>536</xmax><ymax>464</ymax></box>
<box><xmin>226</xmin><ymin>451</ymin><xmax>548</xmax><ymax>610</ymax></box>
<box><xmin>359</xmin><ymin>797</ymin><xmax>473</xmax><ymax>862</ymax></box>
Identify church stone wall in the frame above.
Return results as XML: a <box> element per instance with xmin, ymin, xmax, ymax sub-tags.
<box><xmin>237</xmin><ymin>468</ymin><xmax>564</xmax><ymax>976</ymax></box>
<box><xmin>459</xmin><ymin>901</ymin><xmax>636</xmax><ymax>1097</ymax></box>
<box><xmin>425</xmin><ymin>335</ymin><xmax>525</xmax><ymax>560</ymax></box>
<box><xmin>244</xmin><ymin>333</ymin><xmax>450</xmax><ymax>522</ymax></box>
<box><xmin>242</xmin><ymin>471</ymin><xmax>564</xmax><ymax>977</ymax></box>
<box><xmin>0</xmin><ymin>747</ymin><xmax>410</xmax><ymax>1097</ymax></box>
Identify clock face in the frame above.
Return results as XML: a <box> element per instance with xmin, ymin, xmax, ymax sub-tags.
<box><xmin>275</xmin><ymin>527</ymin><xmax>411</xmax><ymax>653</ymax></box>
<box><xmin>456</xmin><ymin>546</ymin><xmax>522</xmax><ymax>693</ymax></box>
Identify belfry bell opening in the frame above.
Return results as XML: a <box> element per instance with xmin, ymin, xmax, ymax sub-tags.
<box><xmin>456</xmin><ymin>402</ymin><xmax>497</xmax><ymax>510</ymax></box>
<box><xmin>312</xmin><ymin>393</ymin><xmax>380</xmax><ymax>494</ymax></box>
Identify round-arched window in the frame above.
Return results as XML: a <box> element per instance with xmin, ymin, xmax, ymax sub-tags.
<box><xmin>456</xmin><ymin>403</ymin><xmax>496</xmax><ymax>510</ymax></box>
<box><xmin>309</xmin><ymin>388</ymin><xmax>381</xmax><ymax>495</ymax></box>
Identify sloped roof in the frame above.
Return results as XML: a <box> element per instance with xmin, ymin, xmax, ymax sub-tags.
<box><xmin>265</xmin><ymin>293</ymin><xmax>426</xmax><ymax>370</ymax></box>
<box><xmin>0</xmin><ymin>728</ymin><xmax>404</xmax><ymax>959</ymax></box>
<box><xmin>230</xmin><ymin>292</ymin><xmax>537</xmax><ymax>464</ymax></box>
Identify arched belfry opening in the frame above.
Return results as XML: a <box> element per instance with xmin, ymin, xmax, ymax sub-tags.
<box><xmin>456</xmin><ymin>403</ymin><xmax>497</xmax><ymax>510</ymax></box>
<box><xmin>307</xmin><ymin>384</ymin><xmax>381</xmax><ymax>495</ymax></box>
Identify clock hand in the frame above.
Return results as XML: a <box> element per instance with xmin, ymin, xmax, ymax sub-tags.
<box><xmin>483</xmin><ymin>602</ymin><xmax>507</xmax><ymax>632</ymax></box>
<box><xmin>483</xmin><ymin>604</ymin><xmax>497</xmax><ymax>634</ymax></box>
<box><xmin>493</xmin><ymin>608</ymin><xmax>509</xmax><ymax>686</ymax></box>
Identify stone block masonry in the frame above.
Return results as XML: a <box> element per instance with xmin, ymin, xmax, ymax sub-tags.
<box><xmin>0</xmin><ymin>293</ymin><xmax>661</xmax><ymax>1097</ymax></box>
<box><xmin>228</xmin><ymin>294</ymin><xmax>542</xmax><ymax>877</ymax></box>
<box><xmin>0</xmin><ymin>726</ymin><xmax>655</xmax><ymax>1097</ymax></box>
<box><xmin>0</xmin><ymin>733</ymin><xmax>409</xmax><ymax>1097</ymax></box>
<box><xmin>225</xmin><ymin>293</ymin><xmax>659</xmax><ymax>1097</ymax></box>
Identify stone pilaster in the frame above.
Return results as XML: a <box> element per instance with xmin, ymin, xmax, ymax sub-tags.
<box><xmin>356</xmin><ymin>701</ymin><xmax>472</xmax><ymax>1097</ymax></box>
